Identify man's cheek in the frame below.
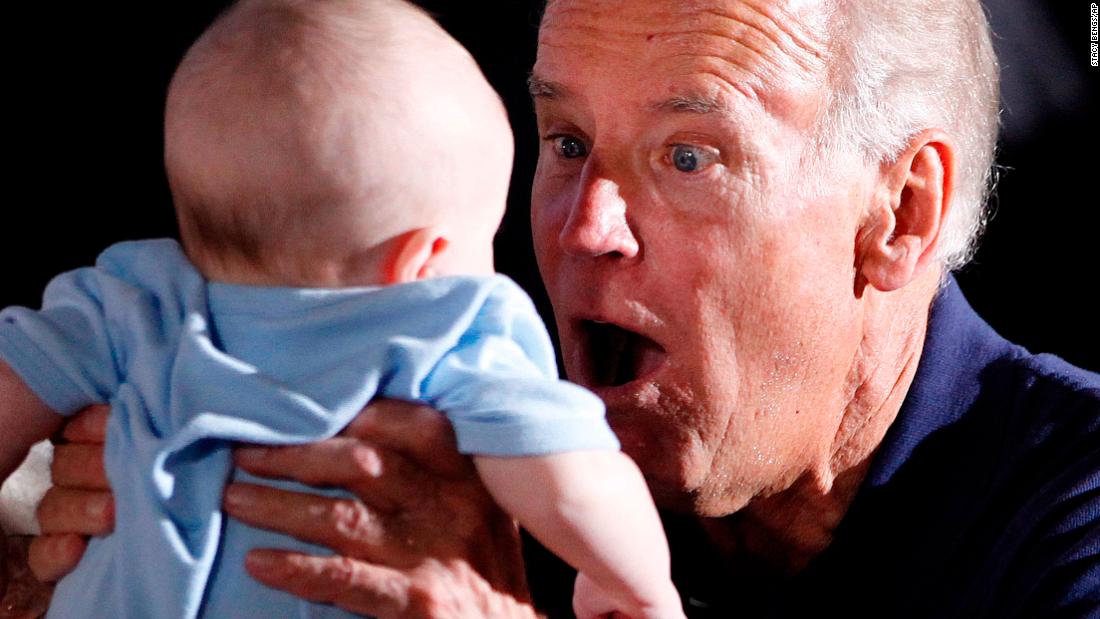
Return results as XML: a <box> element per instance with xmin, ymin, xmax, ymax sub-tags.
<box><xmin>530</xmin><ymin>210</ymin><xmax>563</xmax><ymax>277</ymax></box>
<box><xmin>530</xmin><ymin>193</ymin><xmax>572</xmax><ymax>255</ymax></box>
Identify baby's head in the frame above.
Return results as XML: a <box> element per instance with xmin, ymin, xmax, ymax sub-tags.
<box><xmin>165</xmin><ymin>0</ymin><xmax>514</xmax><ymax>286</ymax></box>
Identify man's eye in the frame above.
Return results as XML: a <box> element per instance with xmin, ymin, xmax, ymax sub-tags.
<box><xmin>552</xmin><ymin>135</ymin><xmax>588</xmax><ymax>159</ymax></box>
<box><xmin>668</xmin><ymin>144</ymin><xmax>717</xmax><ymax>173</ymax></box>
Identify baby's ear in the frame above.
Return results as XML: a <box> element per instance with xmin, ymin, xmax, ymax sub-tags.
<box><xmin>385</xmin><ymin>226</ymin><xmax>451</xmax><ymax>284</ymax></box>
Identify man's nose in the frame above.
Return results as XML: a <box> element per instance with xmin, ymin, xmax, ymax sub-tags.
<box><xmin>558</xmin><ymin>172</ymin><xmax>640</xmax><ymax>260</ymax></box>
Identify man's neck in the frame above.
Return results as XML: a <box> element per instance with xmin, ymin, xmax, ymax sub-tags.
<box><xmin>699</xmin><ymin>274</ymin><xmax>939</xmax><ymax>575</ymax></box>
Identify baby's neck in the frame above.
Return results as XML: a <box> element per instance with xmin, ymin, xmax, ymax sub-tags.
<box><xmin>190</xmin><ymin>248</ymin><xmax>387</xmax><ymax>289</ymax></box>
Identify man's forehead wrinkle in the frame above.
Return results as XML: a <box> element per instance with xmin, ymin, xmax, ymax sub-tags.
<box><xmin>690</xmin><ymin>3</ymin><xmax>827</xmax><ymax>78</ymax></box>
<box><xmin>739</xmin><ymin>0</ymin><xmax>829</xmax><ymax>71</ymax></box>
<box><xmin>541</xmin><ymin>0</ymin><xmax>642</xmax><ymax>32</ymax></box>
<box><xmin>532</xmin><ymin>29</ymin><xmax>660</xmax><ymax>102</ymax></box>
<box><xmin>662</xmin><ymin>44</ymin><xmax>771</xmax><ymax>104</ymax></box>
<box><xmin>535</xmin><ymin>0</ymin><xmax>824</xmax><ymax>120</ymax></box>
<box><xmin>673</xmin><ymin>62</ymin><xmax>765</xmax><ymax>109</ymax></box>
<box><xmin>540</xmin><ymin>1</ymin><xmax>656</xmax><ymax>45</ymax></box>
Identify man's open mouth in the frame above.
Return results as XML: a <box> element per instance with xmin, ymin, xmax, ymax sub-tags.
<box><xmin>578</xmin><ymin>319</ymin><xmax>667</xmax><ymax>388</ymax></box>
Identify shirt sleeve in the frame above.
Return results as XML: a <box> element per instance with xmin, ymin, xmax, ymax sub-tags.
<box><xmin>0</xmin><ymin>266</ymin><xmax>123</xmax><ymax>416</ymax></box>
<box><xmin>421</xmin><ymin>279</ymin><xmax>620</xmax><ymax>457</ymax></box>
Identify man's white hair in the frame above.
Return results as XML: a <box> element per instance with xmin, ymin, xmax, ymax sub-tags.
<box><xmin>813</xmin><ymin>0</ymin><xmax>1001</xmax><ymax>272</ymax></box>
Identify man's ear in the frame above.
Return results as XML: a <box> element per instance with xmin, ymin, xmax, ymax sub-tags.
<box><xmin>857</xmin><ymin>129</ymin><xmax>955</xmax><ymax>292</ymax></box>
<box><xmin>385</xmin><ymin>226</ymin><xmax>450</xmax><ymax>285</ymax></box>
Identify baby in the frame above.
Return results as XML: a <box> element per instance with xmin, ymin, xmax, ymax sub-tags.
<box><xmin>0</xmin><ymin>1</ymin><xmax>684</xmax><ymax>618</ymax></box>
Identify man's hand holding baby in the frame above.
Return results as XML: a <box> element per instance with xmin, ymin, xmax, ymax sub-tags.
<box><xmin>37</xmin><ymin>401</ymin><xmax>540</xmax><ymax>618</ymax></box>
<box><xmin>225</xmin><ymin>400</ymin><xmax>537</xmax><ymax>618</ymax></box>
<box><xmin>28</xmin><ymin>406</ymin><xmax>112</xmax><ymax>583</ymax></box>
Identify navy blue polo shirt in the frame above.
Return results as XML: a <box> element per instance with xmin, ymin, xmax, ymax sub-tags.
<box><xmin>526</xmin><ymin>276</ymin><xmax>1100</xmax><ymax>618</ymax></box>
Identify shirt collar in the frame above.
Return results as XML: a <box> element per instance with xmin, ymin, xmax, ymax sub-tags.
<box><xmin>863</xmin><ymin>274</ymin><xmax>1018</xmax><ymax>487</ymax></box>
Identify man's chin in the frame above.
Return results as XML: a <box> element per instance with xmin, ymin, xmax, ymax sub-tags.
<box><xmin>649</xmin><ymin>483</ymin><xmax>753</xmax><ymax>518</ymax></box>
<box><xmin>621</xmin><ymin>450</ymin><xmax>736</xmax><ymax>515</ymax></box>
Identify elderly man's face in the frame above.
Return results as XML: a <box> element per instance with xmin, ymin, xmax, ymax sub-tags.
<box><xmin>531</xmin><ymin>0</ymin><xmax>878</xmax><ymax>515</ymax></box>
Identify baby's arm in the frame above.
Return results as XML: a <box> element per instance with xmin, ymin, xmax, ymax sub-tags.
<box><xmin>0</xmin><ymin>359</ymin><xmax>64</xmax><ymax>482</ymax></box>
<box><xmin>475</xmin><ymin>451</ymin><xmax>684</xmax><ymax>619</ymax></box>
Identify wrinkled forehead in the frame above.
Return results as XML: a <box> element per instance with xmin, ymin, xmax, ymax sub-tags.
<box><xmin>535</xmin><ymin>0</ymin><xmax>830</xmax><ymax>120</ymax></box>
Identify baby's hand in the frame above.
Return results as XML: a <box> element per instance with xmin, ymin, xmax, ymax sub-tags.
<box><xmin>573</xmin><ymin>572</ymin><xmax>686</xmax><ymax>619</ymax></box>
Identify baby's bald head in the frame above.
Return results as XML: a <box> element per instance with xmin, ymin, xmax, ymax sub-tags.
<box><xmin>166</xmin><ymin>0</ymin><xmax>513</xmax><ymax>285</ymax></box>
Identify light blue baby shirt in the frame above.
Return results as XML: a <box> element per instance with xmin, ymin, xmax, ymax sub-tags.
<box><xmin>0</xmin><ymin>239</ymin><xmax>616</xmax><ymax>619</ymax></box>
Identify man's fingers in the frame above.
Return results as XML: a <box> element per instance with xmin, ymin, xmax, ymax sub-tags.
<box><xmin>244</xmin><ymin>550</ymin><xmax>409</xmax><ymax>618</ymax></box>
<box><xmin>26</xmin><ymin>534</ymin><xmax>87</xmax><ymax>583</ymax></box>
<box><xmin>28</xmin><ymin>408</ymin><xmax>110</xmax><ymax>585</ymax></box>
<box><xmin>57</xmin><ymin>406</ymin><xmax>109</xmax><ymax>443</ymax></box>
<box><xmin>224</xmin><ymin>483</ymin><xmax>399</xmax><ymax>563</ymax></box>
<box><xmin>344</xmin><ymin>399</ymin><xmax>472</xmax><ymax>478</ymax></box>
<box><xmin>234</xmin><ymin>438</ymin><xmax>433</xmax><ymax>512</ymax></box>
<box><xmin>35</xmin><ymin>488</ymin><xmax>114</xmax><ymax>536</ymax></box>
<box><xmin>50</xmin><ymin>444</ymin><xmax>108</xmax><ymax>490</ymax></box>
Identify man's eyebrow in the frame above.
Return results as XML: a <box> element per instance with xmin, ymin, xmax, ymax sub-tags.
<box><xmin>527</xmin><ymin>76</ymin><xmax>736</xmax><ymax>115</ymax></box>
<box><xmin>527</xmin><ymin>74</ymin><xmax>570</xmax><ymax>100</ymax></box>
<box><xmin>649</xmin><ymin>93</ymin><xmax>733</xmax><ymax>115</ymax></box>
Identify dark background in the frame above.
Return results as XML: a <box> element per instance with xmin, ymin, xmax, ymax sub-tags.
<box><xmin>4</xmin><ymin>1</ymin><xmax>1096</xmax><ymax>371</ymax></box>
<box><xmin>1</xmin><ymin>1</ymin><xmax>1095</xmax><ymax>615</ymax></box>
